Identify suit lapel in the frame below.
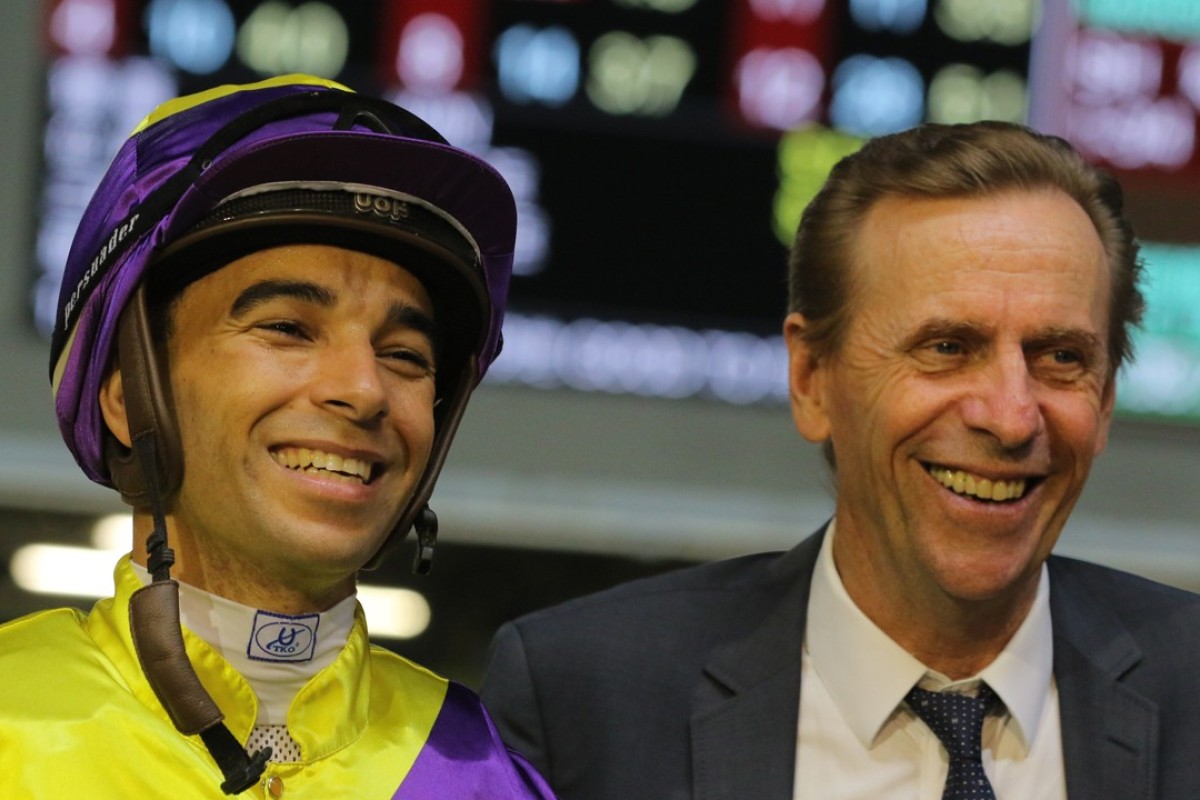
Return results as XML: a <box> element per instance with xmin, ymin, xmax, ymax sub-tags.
<box><xmin>1050</xmin><ymin>559</ymin><xmax>1159</xmax><ymax>800</ymax></box>
<box><xmin>690</xmin><ymin>530</ymin><xmax>825</xmax><ymax>800</ymax></box>
<box><xmin>685</xmin><ymin>537</ymin><xmax>1164</xmax><ymax>799</ymax></box>
<box><xmin>686</xmin><ymin>544</ymin><xmax>1164</xmax><ymax>799</ymax></box>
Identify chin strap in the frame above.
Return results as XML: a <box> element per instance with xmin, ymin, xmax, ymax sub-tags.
<box><xmin>137</xmin><ymin>432</ymin><xmax>175</xmax><ymax>583</ymax></box>
<box><xmin>127</xmin><ymin>434</ymin><xmax>271</xmax><ymax>795</ymax></box>
<box><xmin>412</xmin><ymin>506</ymin><xmax>438</xmax><ymax>575</ymax></box>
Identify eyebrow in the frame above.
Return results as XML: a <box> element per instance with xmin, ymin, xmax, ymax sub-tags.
<box><xmin>387</xmin><ymin>301</ymin><xmax>443</xmax><ymax>350</ymax></box>
<box><xmin>230</xmin><ymin>279</ymin><xmax>334</xmax><ymax>317</ymax></box>
<box><xmin>230</xmin><ymin>278</ymin><xmax>444</xmax><ymax>349</ymax></box>
<box><xmin>1023</xmin><ymin>326</ymin><xmax>1105</xmax><ymax>356</ymax></box>
<box><xmin>903</xmin><ymin>319</ymin><xmax>990</xmax><ymax>348</ymax></box>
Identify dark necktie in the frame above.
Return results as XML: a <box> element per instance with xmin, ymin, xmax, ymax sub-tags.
<box><xmin>905</xmin><ymin>684</ymin><xmax>999</xmax><ymax>800</ymax></box>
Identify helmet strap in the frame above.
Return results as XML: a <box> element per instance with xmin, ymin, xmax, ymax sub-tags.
<box><xmin>108</xmin><ymin>285</ymin><xmax>184</xmax><ymax>506</ymax></box>
<box><xmin>117</xmin><ymin>291</ymin><xmax>270</xmax><ymax>794</ymax></box>
<box><xmin>362</xmin><ymin>354</ymin><xmax>480</xmax><ymax>572</ymax></box>
<box><xmin>128</xmin><ymin>574</ymin><xmax>271</xmax><ymax>794</ymax></box>
<box><xmin>131</xmin><ymin>432</ymin><xmax>175</xmax><ymax>581</ymax></box>
<box><xmin>412</xmin><ymin>506</ymin><xmax>438</xmax><ymax>575</ymax></box>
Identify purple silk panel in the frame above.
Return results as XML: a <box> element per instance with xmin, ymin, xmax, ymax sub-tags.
<box><xmin>392</xmin><ymin>682</ymin><xmax>556</xmax><ymax>800</ymax></box>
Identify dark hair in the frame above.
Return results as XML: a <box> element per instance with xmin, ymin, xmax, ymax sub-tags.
<box><xmin>787</xmin><ymin>120</ymin><xmax>1144</xmax><ymax>376</ymax></box>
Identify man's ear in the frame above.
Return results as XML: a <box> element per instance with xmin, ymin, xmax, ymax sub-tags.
<box><xmin>99</xmin><ymin>364</ymin><xmax>133</xmax><ymax>448</ymax></box>
<box><xmin>784</xmin><ymin>312</ymin><xmax>832</xmax><ymax>443</ymax></box>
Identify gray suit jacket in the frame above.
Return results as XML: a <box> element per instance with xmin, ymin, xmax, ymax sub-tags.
<box><xmin>480</xmin><ymin>530</ymin><xmax>1200</xmax><ymax>799</ymax></box>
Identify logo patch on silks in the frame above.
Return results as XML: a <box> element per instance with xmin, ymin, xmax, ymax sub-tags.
<box><xmin>248</xmin><ymin>610</ymin><xmax>320</xmax><ymax>663</ymax></box>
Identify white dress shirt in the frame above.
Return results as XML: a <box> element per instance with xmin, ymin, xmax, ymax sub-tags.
<box><xmin>794</xmin><ymin>524</ymin><xmax>1067</xmax><ymax>799</ymax></box>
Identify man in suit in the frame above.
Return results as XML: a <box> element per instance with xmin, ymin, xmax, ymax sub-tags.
<box><xmin>478</xmin><ymin>121</ymin><xmax>1200</xmax><ymax>799</ymax></box>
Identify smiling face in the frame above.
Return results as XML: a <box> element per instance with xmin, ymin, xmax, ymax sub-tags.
<box><xmin>786</xmin><ymin>189</ymin><xmax>1115</xmax><ymax>632</ymax></box>
<box><xmin>114</xmin><ymin>244</ymin><xmax>439</xmax><ymax>610</ymax></box>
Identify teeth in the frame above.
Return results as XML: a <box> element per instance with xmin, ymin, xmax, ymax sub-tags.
<box><xmin>928</xmin><ymin>466</ymin><xmax>1027</xmax><ymax>502</ymax></box>
<box><xmin>272</xmin><ymin>447</ymin><xmax>372</xmax><ymax>482</ymax></box>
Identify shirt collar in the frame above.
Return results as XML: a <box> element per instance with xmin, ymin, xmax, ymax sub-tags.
<box><xmin>805</xmin><ymin>521</ymin><xmax>1053</xmax><ymax>752</ymax></box>
<box><xmin>130</xmin><ymin>561</ymin><xmax>357</xmax><ymax>726</ymax></box>
<box><xmin>90</xmin><ymin>555</ymin><xmax>373</xmax><ymax>760</ymax></box>
<box><xmin>977</xmin><ymin>565</ymin><xmax>1053</xmax><ymax>749</ymax></box>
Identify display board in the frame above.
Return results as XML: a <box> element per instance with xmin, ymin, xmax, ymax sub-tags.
<box><xmin>32</xmin><ymin>0</ymin><xmax>1200</xmax><ymax>420</ymax></box>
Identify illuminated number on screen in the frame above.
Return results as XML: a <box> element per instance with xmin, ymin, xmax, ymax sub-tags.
<box><xmin>1179</xmin><ymin>45</ymin><xmax>1200</xmax><ymax>110</ymax></box>
<box><xmin>144</xmin><ymin>0</ymin><xmax>236</xmax><ymax>74</ymax></box>
<box><xmin>612</xmin><ymin>0</ymin><xmax>700</xmax><ymax>11</ymax></box>
<box><xmin>829</xmin><ymin>54</ymin><xmax>924</xmax><ymax>135</ymax></box>
<box><xmin>927</xmin><ymin>64</ymin><xmax>1026</xmax><ymax>123</ymax></box>
<box><xmin>1058</xmin><ymin>31</ymin><xmax>1191</xmax><ymax>170</ymax></box>
<box><xmin>773</xmin><ymin>125</ymin><xmax>862</xmax><ymax>245</ymax></box>
<box><xmin>494</xmin><ymin>24</ymin><xmax>580</xmax><ymax>105</ymax></box>
<box><xmin>587</xmin><ymin>33</ymin><xmax>696</xmax><ymax>117</ymax></box>
<box><xmin>734</xmin><ymin>47</ymin><xmax>824</xmax><ymax>130</ymax></box>
<box><xmin>1070</xmin><ymin>31</ymin><xmax>1162</xmax><ymax>104</ymax></box>
<box><xmin>1071</xmin><ymin>99</ymin><xmax>1193</xmax><ymax>170</ymax></box>
<box><xmin>934</xmin><ymin>0</ymin><xmax>1034</xmax><ymax>45</ymax></box>
<box><xmin>849</xmin><ymin>0</ymin><xmax>926</xmax><ymax>35</ymax></box>
<box><xmin>748</xmin><ymin>0</ymin><xmax>825</xmax><ymax>25</ymax></box>
<box><xmin>51</xmin><ymin>0</ymin><xmax>117</xmax><ymax>55</ymax></box>
<box><xmin>237</xmin><ymin>1</ymin><xmax>349</xmax><ymax>78</ymax></box>
<box><xmin>395</xmin><ymin>13</ymin><xmax>464</xmax><ymax>91</ymax></box>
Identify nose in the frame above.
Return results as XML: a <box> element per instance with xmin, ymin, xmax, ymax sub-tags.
<box><xmin>959</xmin><ymin>350</ymin><xmax>1044</xmax><ymax>450</ymax></box>
<box><xmin>311</xmin><ymin>338</ymin><xmax>389</xmax><ymax>422</ymax></box>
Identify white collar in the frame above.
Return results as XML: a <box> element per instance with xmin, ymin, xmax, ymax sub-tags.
<box><xmin>805</xmin><ymin>521</ymin><xmax>1054</xmax><ymax>751</ymax></box>
<box><xmin>130</xmin><ymin>562</ymin><xmax>357</xmax><ymax>726</ymax></box>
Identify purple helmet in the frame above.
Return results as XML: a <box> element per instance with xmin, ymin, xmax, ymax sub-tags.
<box><xmin>50</xmin><ymin>74</ymin><xmax>516</xmax><ymax>546</ymax></box>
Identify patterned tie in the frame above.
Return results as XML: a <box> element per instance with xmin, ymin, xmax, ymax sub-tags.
<box><xmin>905</xmin><ymin>684</ymin><xmax>999</xmax><ymax>800</ymax></box>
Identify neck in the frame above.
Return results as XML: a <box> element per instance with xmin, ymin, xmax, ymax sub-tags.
<box><xmin>130</xmin><ymin>514</ymin><xmax>355</xmax><ymax>614</ymax></box>
<box><xmin>832</xmin><ymin>529</ymin><xmax>1038</xmax><ymax>680</ymax></box>
<box><xmin>895</xmin><ymin>604</ymin><xmax>1029</xmax><ymax>679</ymax></box>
